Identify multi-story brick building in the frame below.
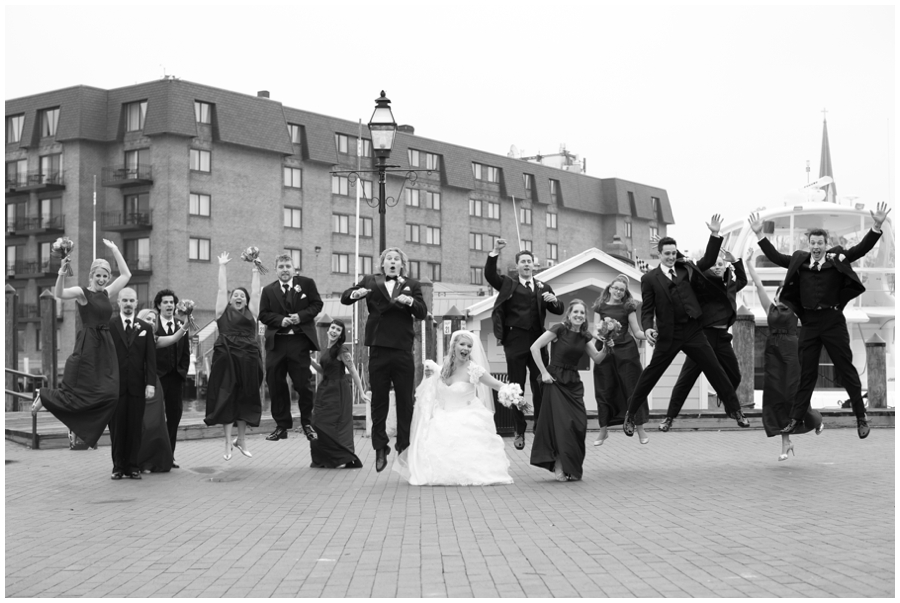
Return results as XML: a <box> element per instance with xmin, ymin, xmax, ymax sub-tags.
<box><xmin>6</xmin><ymin>78</ymin><xmax>673</xmax><ymax>371</ymax></box>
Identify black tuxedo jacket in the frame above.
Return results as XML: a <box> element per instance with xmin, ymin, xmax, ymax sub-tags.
<box><xmin>757</xmin><ymin>228</ymin><xmax>881</xmax><ymax>318</ymax></box>
<box><xmin>258</xmin><ymin>275</ymin><xmax>323</xmax><ymax>352</ymax></box>
<box><xmin>695</xmin><ymin>259</ymin><xmax>747</xmax><ymax>328</ymax></box>
<box><xmin>640</xmin><ymin>235</ymin><xmax>722</xmax><ymax>351</ymax></box>
<box><xmin>484</xmin><ymin>253</ymin><xmax>565</xmax><ymax>345</ymax></box>
<box><xmin>109</xmin><ymin>316</ymin><xmax>157</xmax><ymax>397</ymax></box>
<box><xmin>341</xmin><ymin>273</ymin><xmax>428</xmax><ymax>350</ymax></box>
<box><xmin>155</xmin><ymin>317</ymin><xmax>190</xmax><ymax>380</ymax></box>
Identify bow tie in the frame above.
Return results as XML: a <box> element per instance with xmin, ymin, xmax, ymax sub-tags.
<box><xmin>385</xmin><ymin>275</ymin><xmax>398</xmax><ymax>282</ymax></box>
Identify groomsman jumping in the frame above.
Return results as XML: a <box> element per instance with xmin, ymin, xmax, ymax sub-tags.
<box><xmin>341</xmin><ymin>247</ymin><xmax>428</xmax><ymax>472</ymax></box>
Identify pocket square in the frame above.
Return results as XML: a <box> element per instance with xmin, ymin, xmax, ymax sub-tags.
<box><xmin>403</xmin><ymin>287</ymin><xmax>411</xmax><ymax>292</ymax></box>
<box><xmin>300</xmin><ymin>293</ymin><xmax>307</xmax><ymax>299</ymax></box>
<box><xmin>138</xmin><ymin>331</ymin><xmax>147</xmax><ymax>337</ymax></box>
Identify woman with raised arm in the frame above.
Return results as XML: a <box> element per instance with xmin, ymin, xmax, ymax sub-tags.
<box><xmin>31</xmin><ymin>239</ymin><xmax>132</xmax><ymax>448</ymax></box>
<box><xmin>746</xmin><ymin>250</ymin><xmax>823</xmax><ymax>461</ymax></box>
<box><xmin>204</xmin><ymin>251</ymin><xmax>263</xmax><ymax>461</ymax></box>
<box><xmin>530</xmin><ymin>299</ymin><xmax>613</xmax><ymax>482</ymax></box>
<box><xmin>308</xmin><ymin>319</ymin><xmax>369</xmax><ymax>469</ymax></box>
<box><xmin>590</xmin><ymin>275</ymin><xmax>648</xmax><ymax>446</ymax></box>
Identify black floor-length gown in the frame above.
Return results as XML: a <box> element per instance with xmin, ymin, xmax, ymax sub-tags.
<box><xmin>593</xmin><ymin>302</ymin><xmax>647</xmax><ymax>427</ymax></box>
<box><xmin>310</xmin><ymin>344</ymin><xmax>362</xmax><ymax>468</ymax></box>
<box><xmin>137</xmin><ymin>375</ymin><xmax>173</xmax><ymax>472</ymax></box>
<box><xmin>204</xmin><ymin>305</ymin><xmax>263</xmax><ymax>427</ymax></box>
<box><xmin>39</xmin><ymin>287</ymin><xmax>119</xmax><ymax>448</ymax></box>
<box><xmin>761</xmin><ymin>303</ymin><xmax>822</xmax><ymax>436</ymax></box>
<box><xmin>531</xmin><ymin>324</ymin><xmax>593</xmax><ymax>480</ymax></box>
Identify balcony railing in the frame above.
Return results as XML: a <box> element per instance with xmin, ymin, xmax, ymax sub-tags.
<box><xmin>101</xmin><ymin>165</ymin><xmax>153</xmax><ymax>188</ymax></box>
<box><xmin>6</xmin><ymin>215</ymin><xmax>65</xmax><ymax>235</ymax></box>
<box><xmin>7</xmin><ymin>259</ymin><xmax>58</xmax><ymax>279</ymax></box>
<box><xmin>124</xmin><ymin>256</ymin><xmax>153</xmax><ymax>274</ymax></box>
<box><xmin>17</xmin><ymin>304</ymin><xmax>40</xmax><ymax>321</ymax></box>
<box><xmin>14</xmin><ymin>171</ymin><xmax>66</xmax><ymax>193</ymax></box>
<box><xmin>101</xmin><ymin>210</ymin><xmax>153</xmax><ymax>231</ymax></box>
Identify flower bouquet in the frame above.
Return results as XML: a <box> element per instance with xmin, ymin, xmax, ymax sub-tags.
<box><xmin>51</xmin><ymin>237</ymin><xmax>75</xmax><ymax>276</ymax></box>
<box><xmin>240</xmin><ymin>246</ymin><xmax>269</xmax><ymax>274</ymax></box>
<box><xmin>176</xmin><ymin>299</ymin><xmax>199</xmax><ymax>332</ymax></box>
<box><xmin>497</xmin><ymin>382</ymin><xmax>532</xmax><ymax>415</ymax></box>
<box><xmin>597</xmin><ymin>316</ymin><xmax>622</xmax><ymax>342</ymax></box>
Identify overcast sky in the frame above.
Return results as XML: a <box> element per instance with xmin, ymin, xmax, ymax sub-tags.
<box><xmin>5</xmin><ymin>3</ymin><xmax>895</xmax><ymax>252</ymax></box>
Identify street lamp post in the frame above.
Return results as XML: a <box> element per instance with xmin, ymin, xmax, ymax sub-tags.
<box><xmin>368</xmin><ymin>91</ymin><xmax>398</xmax><ymax>253</ymax></box>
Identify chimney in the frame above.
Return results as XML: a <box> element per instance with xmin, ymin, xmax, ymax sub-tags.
<box><xmin>257</xmin><ymin>90</ymin><xmax>270</xmax><ymax>99</ymax></box>
<box><xmin>397</xmin><ymin>124</ymin><xmax>415</xmax><ymax>135</ymax></box>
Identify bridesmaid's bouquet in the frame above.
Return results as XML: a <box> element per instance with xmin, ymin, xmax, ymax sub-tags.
<box><xmin>240</xmin><ymin>246</ymin><xmax>269</xmax><ymax>274</ymax></box>
<box><xmin>51</xmin><ymin>237</ymin><xmax>75</xmax><ymax>276</ymax></box>
<box><xmin>177</xmin><ymin>299</ymin><xmax>199</xmax><ymax>332</ymax></box>
<box><xmin>597</xmin><ymin>317</ymin><xmax>622</xmax><ymax>342</ymax></box>
<box><xmin>497</xmin><ymin>382</ymin><xmax>532</xmax><ymax>414</ymax></box>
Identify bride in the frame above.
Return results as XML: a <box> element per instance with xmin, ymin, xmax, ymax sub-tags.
<box><xmin>394</xmin><ymin>330</ymin><xmax>517</xmax><ymax>486</ymax></box>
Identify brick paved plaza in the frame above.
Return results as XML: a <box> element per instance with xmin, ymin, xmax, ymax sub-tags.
<box><xmin>5</xmin><ymin>427</ymin><xmax>894</xmax><ymax>597</ymax></box>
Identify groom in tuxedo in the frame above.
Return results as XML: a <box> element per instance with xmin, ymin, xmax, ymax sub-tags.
<box><xmin>341</xmin><ymin>247</ymin><xmax>428</xmax><ymax>472</ymax></box>
<box><xmin>258</xmin><ymin>253</ymin><xmax>323</xmax><ymax>442</ymax></box>
<box><xmin>624</xmin><ymin>215</ymin><xmax>750</xmax><ymax>436</ymax></box>
<box><xmin>154</xmin><ymin>288</ymin><xmax>190</xmax><ymax>467</ymax></box>
<box><xmin>750</xmin><ymin>201</ymin><xmax>890</xmax><ymax>439</ymax></box>
<box><xmin>484</xmin><ymin>239</ymin><xmax>564</xmax><ymax>450</ymax></box>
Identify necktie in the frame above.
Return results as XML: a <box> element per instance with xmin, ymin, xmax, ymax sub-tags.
<box><xmin>813</xmin><ymin>260</ymin><xmax>820</xmax><ymax>272</ymax></box>
<box><xmin>525</xmin><ymin>281</ymin><xmax>532</xmax><ymax>291</ymax></box>
<box><xmin>282</xmin><ymin>284</ymin><xmax>290</xmax><ymax>299</ymax></box>
<box><xmin>166</xmin><ymin>322</ymin><xmax>174</xmax><ymax>336</ymax></box>
<box><xmin>669</xmin><ymin>268</ymin><xmax>676</xmax><ymax>280</ymax></box>
<box><xmin>125</xmin><ymin>319</ymin><xmax>133</xmax><ymax>335</ymax></box>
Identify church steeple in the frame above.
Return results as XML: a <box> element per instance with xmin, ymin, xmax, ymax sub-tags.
<box><xmin>819</xmin><ymin>109</ymin><xmax>838</xmax><ymax>203</ymax></box>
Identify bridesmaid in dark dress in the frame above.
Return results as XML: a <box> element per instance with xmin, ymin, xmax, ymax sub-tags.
<box><xmin>530</xmin><ymin>299</ymin><xmax>612</xmax><ymax>481</ymax></box>
<box><xmin>590</xmin><ymin>274</ymin><xmax>649</xmax><ymax>446</ymax></box>
<box><xmin>32</xmin><ymin>240</ymin><xmax>132</xmax><ymax>449</ymax></box>
<box><xmin>308</xmin><ymin>319</ymin><xmax>369</xmax><ymax>468</ymax></box>
<box><xmin>746</xmin><ymin>255</ymin><xmax>823</xmax><ymax>461</ymax></box>
<box><xmin>204</xmin><ymin>251</ymin><xmax>263</xmax><ymax>461</ymax></box>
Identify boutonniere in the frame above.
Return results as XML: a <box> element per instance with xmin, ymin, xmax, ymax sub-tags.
<box><xmin>826</xmin><ymin>252</ymin><xmax>845</xmax><ymax>262</ymax></box>
<box><xmin>535</xmin><ymin>280</ymin><xmax>544</xmax><ymax>290</ymax></box>
<box><xmin>293</xmin><ymin>284</ymin><xmax>302</xmax><ymax>294</ymax></box>
<box><xmin>397</xmin><ymin>276</ymin><xmax>406</xmax><ymax>286</ymax></box>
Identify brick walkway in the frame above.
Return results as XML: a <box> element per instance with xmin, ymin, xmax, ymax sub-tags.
<box><xmin>5</xmin><ymin>427</ymin><xmax>894</xmax><ymax>597</ymax></box>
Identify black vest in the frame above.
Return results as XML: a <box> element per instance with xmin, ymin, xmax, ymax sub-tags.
<box><xmin>504</xmin><ymin>281</ymin><xmax>540</xmax><ymax>331</ymax></box>
<box><xmin>667</xmin><ymin>268</ymin><xmax>691</xmax><ymax>323</ymax></box>
<box><xmin>799</xmin><ymin>261</ymin><xmax>842</xmax><ymax>309</ymax></box>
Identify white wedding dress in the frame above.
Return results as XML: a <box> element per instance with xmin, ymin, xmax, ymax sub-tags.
<box><xmin>394</xmin><ymin>362</ymin><xmax>513</xmax><ymax>486</ymax></box>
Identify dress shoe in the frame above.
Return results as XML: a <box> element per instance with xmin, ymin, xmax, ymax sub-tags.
<box><xmin>729</xmin><ymin>409</ymin><xmax>750</xmax><ymax>428</ymax></box>
<box><xmin>857</xmin><ymin>416</ymin><xmax>870</xmax><ymax>439</ymax></box>
<box><xmin>815</xmin><ymin>422</ymin><xmax>825</xmax><ymax>436</ymax></box>
<box><xmin>623</xmin><ymin>413</ymin><xmax>635</xmax><ymax>437</ymax></box>
<box><xmin>375</xmin><ymin>446</ymin><xmax>389</xmax><ymax>472</ymax></box>
<box><xmin>266</xmin><ymin>428</ymin><xmax>287</xmax><ymax>441</ymax></box>
<box><xmin>658</xmin><ymin>417</ymin><xmax>673</xmax><ymax>432</ymax></box>
<box><xmin>128</xmin><ymin>472</ymin><xmax>142</xmax><ymax>480</ymax></box>
<box><xmin>302</xmin><ymin>425</ymin><xmax>318</xmax><ymax>441</ymax></box>
<box><xmin>514</xmin><ymin>434</ymin><xmax>525</xmax><ymax>450</ymax></box>
<box><xmin>111</xmin><ymin>471</ymin><xmax>124</xmax><ymax>480</ymax></box>
<box><xmin>780</xmin><ymin>419</ymin><xmax>799</xmax><ymax>435</ymax></box>
<box><xmin>778</xmin><ymin>443</ymin><xmax>795</xmax><ymax>462</ymax></box>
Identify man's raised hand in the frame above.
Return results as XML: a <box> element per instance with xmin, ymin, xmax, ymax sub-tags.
<box><xmin>705</xmin><ymin>214</ymin><xmax>723</xmax><ymax>236</ymax></box>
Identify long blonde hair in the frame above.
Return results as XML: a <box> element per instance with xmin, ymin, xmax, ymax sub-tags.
<box><xmin>441</xmin><ymin>331</ymin><xmax>473</xmax><ymax>383</ymax></box>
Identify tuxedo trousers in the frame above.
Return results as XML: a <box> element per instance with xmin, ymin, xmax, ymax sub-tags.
<box><xmin>503</xmin><ymin>327</ymin><xmax>548</xmax><ymax>435</ymax></box>
<box><xmin>627</xmin><ymin>319</ymin><xmax>741</xmax><ymax>416</ymax></box>
<box><xmin>266</xmin><ymin>334</ymin><xmax>314</xmax><ymax>429</ymax></box>
<box><xmin>666</xmin><ymin>327</ymin><xmax>742</xmax><ymax>418</ymax></box>
<box><xmin>368</xmin><ymin>346</ymin><xmax>415</xmax><ymax>453</ymax></box>
<box><xmin>793</xmin><ymin>308</ymin><xmax>865</xmax><ymax>419</ymax></box>
<box><xmin>109</xmin><ymin>393</ymin><xmax>146</xmax><ymax>473</ymax></box>
<box><xmin>159</xmin><ymin>372</ymin><xmax>184</xmax><ymax>453</ymax></box>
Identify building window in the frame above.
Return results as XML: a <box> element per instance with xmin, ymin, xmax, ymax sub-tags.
<box><xmin>189</xmin><ymin>237</ymin><xmax>210</xmax><ymax>261</ymax></box>
<box><xmin>469</xmin><ymin>232</ymin><xmax>484</xmax><ymax>251</ymax></box>
<box><xmin>407</xmin><ymin>260</ymin><xmax>420</xmax><ymax>279</ymax></box>
<box><xmin>359</xmin><ymin>217</ymin><xmax>373</xmax><ymax>238</ymax></box>
<box><xmin>283</xmin><ymin>166</ymin><xmax>302</xmax><ymax>188</ymax></box>
<box><xmin>6</xmin><ymin>114</ymin><xmax>24</xmax><ymax>144</ymax></box>
<box><xmin>332</xmin><ymin>214</ymin><xmax>350</xmax><ymax>235</ymax></box>
<box><xmin>190</xmin><ymin>149</ymin><xmax>210</xmax><ymax>172</ymax></box>
<box><xmin>425</xmin><ymin>152</ymin><xmax>440</xmax><ymax>171</ymax></box>
<box><xmin>547</xmin><ymin>243</ymin><xmax>558</xmax><ymax>262</ymax></box>
<box><xmin>469</xmin><ymin>199</ymin><xmax>482</xmax><ymax>217</ymax></box>
<box><xmin>406</xmin><ymin>189</ymin><xmax>420</xmax><ymax>207</ymax></box>
<box><xmin>424</xmin><ymin>191</ymin><xmax>440</xmax><ymax>210</ymax></box>
<box><xmin>408</xmin><ymin>149</ymin><xmax>420</xmax><ymax>167</ymax></box>
<box><xmin>124</xmin><ymin>193</ymin><xmax>149</xmax><ymax>222</ymax></box>
<box><xmin>522</xmin><ymin>239</ymin><xmax>532</xmax><ymax>252</ymax></box>
<box><xmin>628</xmin><ymin>191</ymin><xmax>637</xmax><ymax>217</ymax></box>
<box><xmin>625</xmin><ymin>221</ymin><xmax>632</xmax><ymax>239</ymax></box>
<box><xmin>470</xmin><ymin>267</ymin><xmax>483</xmax><ymax>285</ymax></box>
<box><xmin>332</xmin><ymin>175</ymin><xmax>350</xmax><ymax>196</ymax></box>
<box><xmin>190</xmin><ymin>193</ymin><xmax>211</xmax><ymax>217</ymax></box>
<box><xmin>40</xmin><ymin>108</ymin><xmax>60</xmax><ymax>138</ymax></box>
<box><xmin>335</xmin><ymin>134</ymin><xmax>350</xmax><ymax>154</ymax></box>
<box><xmin>332</xmin><ymin>253</ymin><xmax>350</xmax><ymax>274</ymax></box>
<box><xmin>124</xmin><ymin>100</ymin><xmax>148</xmax><ymax>132</ymax></box>
<box><xmin>472</xmin><ymin>162</ymin><xmax>499</xmax><ymax>183</ymax></box>
<box><xmin>486</xmin><ymin>201</ymin><xmax>500</xmax><ymax>220</ymax></box>
<box><xmin>549</xmin><ymin>179</ymin><xmax>560</xmax><ymax>203</ymax></box>
<box><xmin>124</xmin><ymin>237</ymin><xmax>151</xmax><ymax>271</ymax></box>
<box><xmin>39</xmin><ymin>154</ymin><xmax>62</xmax><ymax>183</ymax></box>
<box><xmin>194</xmin><ymin>101</ymin><xmax>212</xmax><ymax>124</ymax></box>
<box><xmin>405</xmin><ymin>223</ymin><xmax>420</xmax><ymax>243</ymax></box>
<box><xmin>428</xmin><ymin>262</ymin><xmax>441</xmax><ymax>282</ymax></box>
<box><xmin>519</xmin><ymin>207</ymin><xmax>532</xmax><ymax>225</ymax></box>
<box><xmin>125</xmin><ymin>148</ymin><xmax>149</xmax><ymax>173</ymax></box>
<box><xmin>425</xmin><ymin>226</ymin><xmax>441</xmax><ymax>246</ymax></box>
<box><xmin>651</xmin><ymin>196</ymin><xmax>661</xmax><ymax>220</ymax></box>
<box><xmin>523</xmin><ymin>173</ymin><xmax>533</xmax><ymax>190</ymax></box>
<box><xmin>546</xmin><ymin>212</ymin><xmax>558</xmax><ymax>229</ymax></box>
<box><xmin>284</xmin><ymin>207</ymin><xmax>302</xmax><ymax>229</ymax></box>
<box><xmin>6</xmin><ymin>159</ymin><xmax>27</xmax><ymax>188</ymax></box>
<box><xmin>39</xmin><ymin>197</ymin><xmax>62</xmax><ymax>229</ymax></box>
<box><xmin>360</xmin><ymin>139</ymin><xmax>372</xmax><ymax>157</ymax></box>
<box><xmin>6</xmin><ymin>245</ymin><xmax>21</xmax><ymax>274</ymax></box>
<box><xmin>286</xmin><ymin>248</ymin><xmax>302</xmax><ymax>271</ymax></box>
<box><xmin>39</xmin><ymin>241</ymin><xmax>53</xmax><ymax>271</ymax></box>
<box><xmin>288</xmin><ymin>123</ymin><xmax>302</xmax><ymax>144</ymax></box>
<box><xmin>649</xmin><ymin>225</ymin><xmax>659</xmax><ymax>240</ymax></box>
<box><xmin>359</xmin><ymin>255</ymin><xmax>373</xmax><ymax>275</ymax></box>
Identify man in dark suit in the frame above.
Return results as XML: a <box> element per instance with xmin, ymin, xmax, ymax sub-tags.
<box><xmin>485</xmin><ymin>239</ymin><xmax>564</xmax><ymax>450</ymax></box>
<box><xmin>750</xmin><ymin>201</ymin><xmax>890</xmax><ymax>439</ymax></box>
<box><xmin>154</xmin><ymin>289</ymin><xmax>190</xmax><ymax>468</ymax></box>
<box><xmin>341</xmin><ymin>247</ymin><xmax>428</xmax><ymax>472</ymax></box>
<box><xmin>109</xmin><ymin>287</ymin><xmax>157</xmax><ymax>480</ymax></box>
<box><xmin>258</xmin><ymin>253</ymin><xmax>323</xmax><ymax>442</ymax></box>
<box><xmin>624</xmin><ymin>215</ymin><xmax>750</xmax><ymax>435</ymax></box>
<box><xmin>659</xmin><ymin>250</ymin><xmax>748</xmax><ymax>431</ymax></box>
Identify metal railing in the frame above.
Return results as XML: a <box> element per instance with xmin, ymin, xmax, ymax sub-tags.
<box><xmin>100</xmin><ymin>210</ymin><xmax>153</xmax><ymax>229</ymax></box>
<box><xmin>5</xmin><ymin>367</ymin><xmax>46</xmax><ymax>449</ymax></box>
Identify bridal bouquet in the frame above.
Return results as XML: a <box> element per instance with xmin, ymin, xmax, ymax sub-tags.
<box><xmin>497</xmin><ymin>382</ymin><xmax>532</xmax><ymax>415</ymax></box>
<box><xmin>176</xmin><ymin>299</ymin><xmax>199</xmax><ymax>332</ymax></box>
<box><xmin>51</xmin><ymin>237</ymin><xmax>75</xmax><ymax>276</ymax></box>
<box><xmin>240</xmin><ymin>246</ymin><xmax>269</xmax><ymax>274</ymax></box>
<box><xmin>597</xmin><ymin>317</ymin><xmax>622</xmax><ymax>342</ymax></box>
